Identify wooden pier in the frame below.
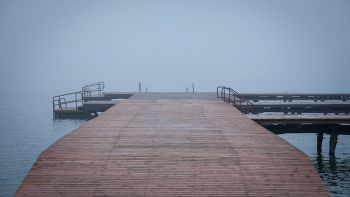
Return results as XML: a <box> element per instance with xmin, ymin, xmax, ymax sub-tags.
<box><xmin>16</xmin><ymin>93</ymin><xmax>328</xmax><ymax>196</ymax></box>
<box><xmin>217</xmin><ymin>86</ymin><xmax>350</xmax><ymax>155</ymax></box>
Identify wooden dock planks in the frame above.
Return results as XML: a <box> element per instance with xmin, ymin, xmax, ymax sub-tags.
<box><xmin>16</xmin><ymin>95</ymin><xmax>328</xmax><ymax>196</ymax></box>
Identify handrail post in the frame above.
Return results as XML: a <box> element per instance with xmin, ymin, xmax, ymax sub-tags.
<box><xmin>216</xmin><ymin>85</ymin><xmax>255</xmax><ymax>114</ymax></box>
<box><xmin>228</xmin><ymin>91</ymin><xmax>231</xmax><ymax>103</ymax></box>
<box><xmin>75</xmin><ymin>92</ymin><xmax>78</xmax><ymax>110</ymax></box>
<box><xmin>224</xmin><ymin>88</ymin><xmax>226</xmax><ymax>101</ymax></box>
<box><xmin>58</xmin><ymin>96</ymin><xmax>61</xmax><ymax>110</ymax></box>
<box><xmin>224</xmin><ymin>88</ymin><xmax>226</xmax><ymax>100</ymax></box>
<box><xmin>52</xmin><ymin>97</ymin><xmax>55</xmax><ymax>117</ymax></box>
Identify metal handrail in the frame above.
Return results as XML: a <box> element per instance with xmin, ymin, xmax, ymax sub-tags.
<box><xmin>217</xmin><ymin>86</ymin><xmax>255</xmax><ymax>114</ymax></box>
<box><xmin>53</xmin><ymin>82</ymin><xmax>105</xmax><ymax>115</ymax></box>
<box><xmin>52</xmin><ymin>91</ymin><xmax>83</xmax><ymax>111</ymax></box>
<box><xmin>82</xmin><ymin>82</ymin><xmax>104</xmax><ymax>99</ymax></box>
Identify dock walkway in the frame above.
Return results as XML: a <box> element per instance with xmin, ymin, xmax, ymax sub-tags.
<box><xmin>16</xmin><ymin>93</ymin><xmax>328</xmax><ymax>196</ymax></box>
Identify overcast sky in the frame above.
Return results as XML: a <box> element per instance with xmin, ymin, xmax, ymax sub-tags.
<box><xmin>1</xmin><ymin>0</ymin><xmax>350</xmax><ymax>96</ymax></box>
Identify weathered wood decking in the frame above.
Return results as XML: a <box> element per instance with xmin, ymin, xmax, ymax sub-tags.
<box><xmin>16</xmin><ymin>94</ymin><xmax>328</xmax><ymax>196</ymax></box>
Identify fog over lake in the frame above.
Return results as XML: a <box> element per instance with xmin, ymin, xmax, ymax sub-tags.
<box><xmin>1</xmin><ymin>1</ymin><xmax>350</xmax><ymax>196</ymax></box>
<box><xmin>1</xmin><ymin>0</ymin><xmax>350</xmax><ymax>94</ymax></box>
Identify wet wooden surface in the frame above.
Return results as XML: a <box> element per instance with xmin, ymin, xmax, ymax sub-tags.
<box><xmin>16</xmin><ymin>95</ymin><xmax>328</xmax><ymax>196</ymax></box>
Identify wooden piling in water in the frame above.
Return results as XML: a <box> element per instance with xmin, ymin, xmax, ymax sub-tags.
<box><xmin>329</xmin><ymin>130</ymin><xmax>339</xmax><ymax>155</ymax></box>
<box><xmin>317</xmin><ymin>132</ymin><xmax>324</xmax><ymax>153</ymax></box>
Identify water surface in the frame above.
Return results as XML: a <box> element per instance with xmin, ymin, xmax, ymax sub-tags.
<box><xmin>0</xmin><ymin>96</ymin><xmax>85</xmax><ymax>197</ymax></box>
<box><xmin>0</xmin><ymin>96</ymin><xmax>349</xmax><ymax>196</ymax></box>
<box><xmin>280</xmin><ymin>133</ymin><xmax>350</xmax><ymax>196</ymax></box>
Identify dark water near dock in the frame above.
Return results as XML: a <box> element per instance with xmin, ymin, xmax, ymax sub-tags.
<box><xmin>0</xmin><ymin>96</ymin><xmax>349</xmax><ymax>196</ymax></box>
<box><xmin>279</xmin><ymin>134</ymin><xmax>350</xmax><ymax>197</ymax></box>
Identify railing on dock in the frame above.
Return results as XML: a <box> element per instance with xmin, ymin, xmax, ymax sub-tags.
<box><xmin>52</xmin><ymin>91</ymin><xmax>83</xmax><ymax>111</ymax></box>
<box><xmin>217</xmin><ymin>87</ymin><xmax>350</xmax><ymax>115</ymax></box>
<box><xmin>240</xmin><ymin>93</ymin><xmax>350</xmax><ymax>102</ymax></box>
<box><xmin>217</xmin><ymin>86</ymin><xmax>255</xmax><ymax>114</ymax></box>
<box><xmin>53</xmin><ymin>82</ymin><xmax>105</xmax><ymax>117</ymax></box>
<box><xmin>82</xmin><ymin>82</ymin><xmax>105</xmax><ymax>98</ymax></box>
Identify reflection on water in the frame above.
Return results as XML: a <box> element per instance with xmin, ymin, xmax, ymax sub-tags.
<box><xmin>280</xmin><ymin>133</ymin><xmax>350</xmax><ymax>197</ymax></box>
<box><xmin>314</xmin><ymin>154</ymin><xmax>350</xmax><ymax>196</ymax></box>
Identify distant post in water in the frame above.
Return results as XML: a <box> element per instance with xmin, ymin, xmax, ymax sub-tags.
<box><xmin>139</xmin><ymin>82</ymin><xmax>141</xmax><ymax>93</ymax></box>
<box><xmin>146</xmin><ymin>87</ymin><xmax>148</xmax><ymax>93</ymax></box>
<box><xmin>186</xmin><ymin>87</ymin><xmax>188</xmax><ymax>93</ymax></box>
<box><xmin>192</xmin><ymin>82</ymin><xmax>195</xmax><ymax>93</ymax></box>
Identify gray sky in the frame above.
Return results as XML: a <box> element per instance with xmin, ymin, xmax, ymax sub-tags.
<box><xmin>1</xmin><ymin>0</ymin><xmax>350</xmax><ymax>96</ymax></box>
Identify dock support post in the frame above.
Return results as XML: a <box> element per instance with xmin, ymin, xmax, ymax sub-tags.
<box><xmin>317</xmin><ymin>132</ymin><xmax>324</xmax><ymax>153</ymax></box>
<box><xmin>139</xmin><ymin>82</ymin><xmax>141</xmax><ymax>93</ymax></box>
<box><xmin>329</xmin><ymin>129</ymin><xmax>339</xmax><ymax>155</ymax></box>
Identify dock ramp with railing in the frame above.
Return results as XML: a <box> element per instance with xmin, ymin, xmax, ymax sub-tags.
<box><xmin>52</xmin><ymin>82</ymin><xmax>133</xmax><ymax>118</ymax></box>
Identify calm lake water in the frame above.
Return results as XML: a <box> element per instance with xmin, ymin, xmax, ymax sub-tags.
<box><xmin>0</xmin><ymin>96</ymin><xmax>349</xmax><ymax>196</ymax></box>
<box><xmin>0</xmin><ymin>96</ymin><xmax>85</xmax><ymax>197</ymax></box>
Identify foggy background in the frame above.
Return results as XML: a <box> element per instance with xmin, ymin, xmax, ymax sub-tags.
<box><xmin>1</xmin><ymin>0</ymin><xmax>350</xmax><ymax>96</ymax></box>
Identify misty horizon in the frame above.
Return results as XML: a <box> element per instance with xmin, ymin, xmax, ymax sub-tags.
<box><xmin>1</xmin><ymin>0</ymin><xmax>350</xmax><ymax>96</ymax></box>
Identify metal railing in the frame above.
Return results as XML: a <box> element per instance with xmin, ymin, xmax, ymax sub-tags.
<box><xmin>82</xmin><ymin>82</ymin><xmax>104</xmax><ymax>99</ymax></box>
<box><xmin>217</xmin><ymin>86</ymin><xmax>255</xmax><ymax>114</ymax></box>
<box><xmin>52</xmin><ymin>91</ymin><xmax>83</xmax><ymax>111</ymax></box>
<box><xmin>53</xmin><ymin>82</ymin><xmax>105</xmax><ymax>113</ymax></box>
